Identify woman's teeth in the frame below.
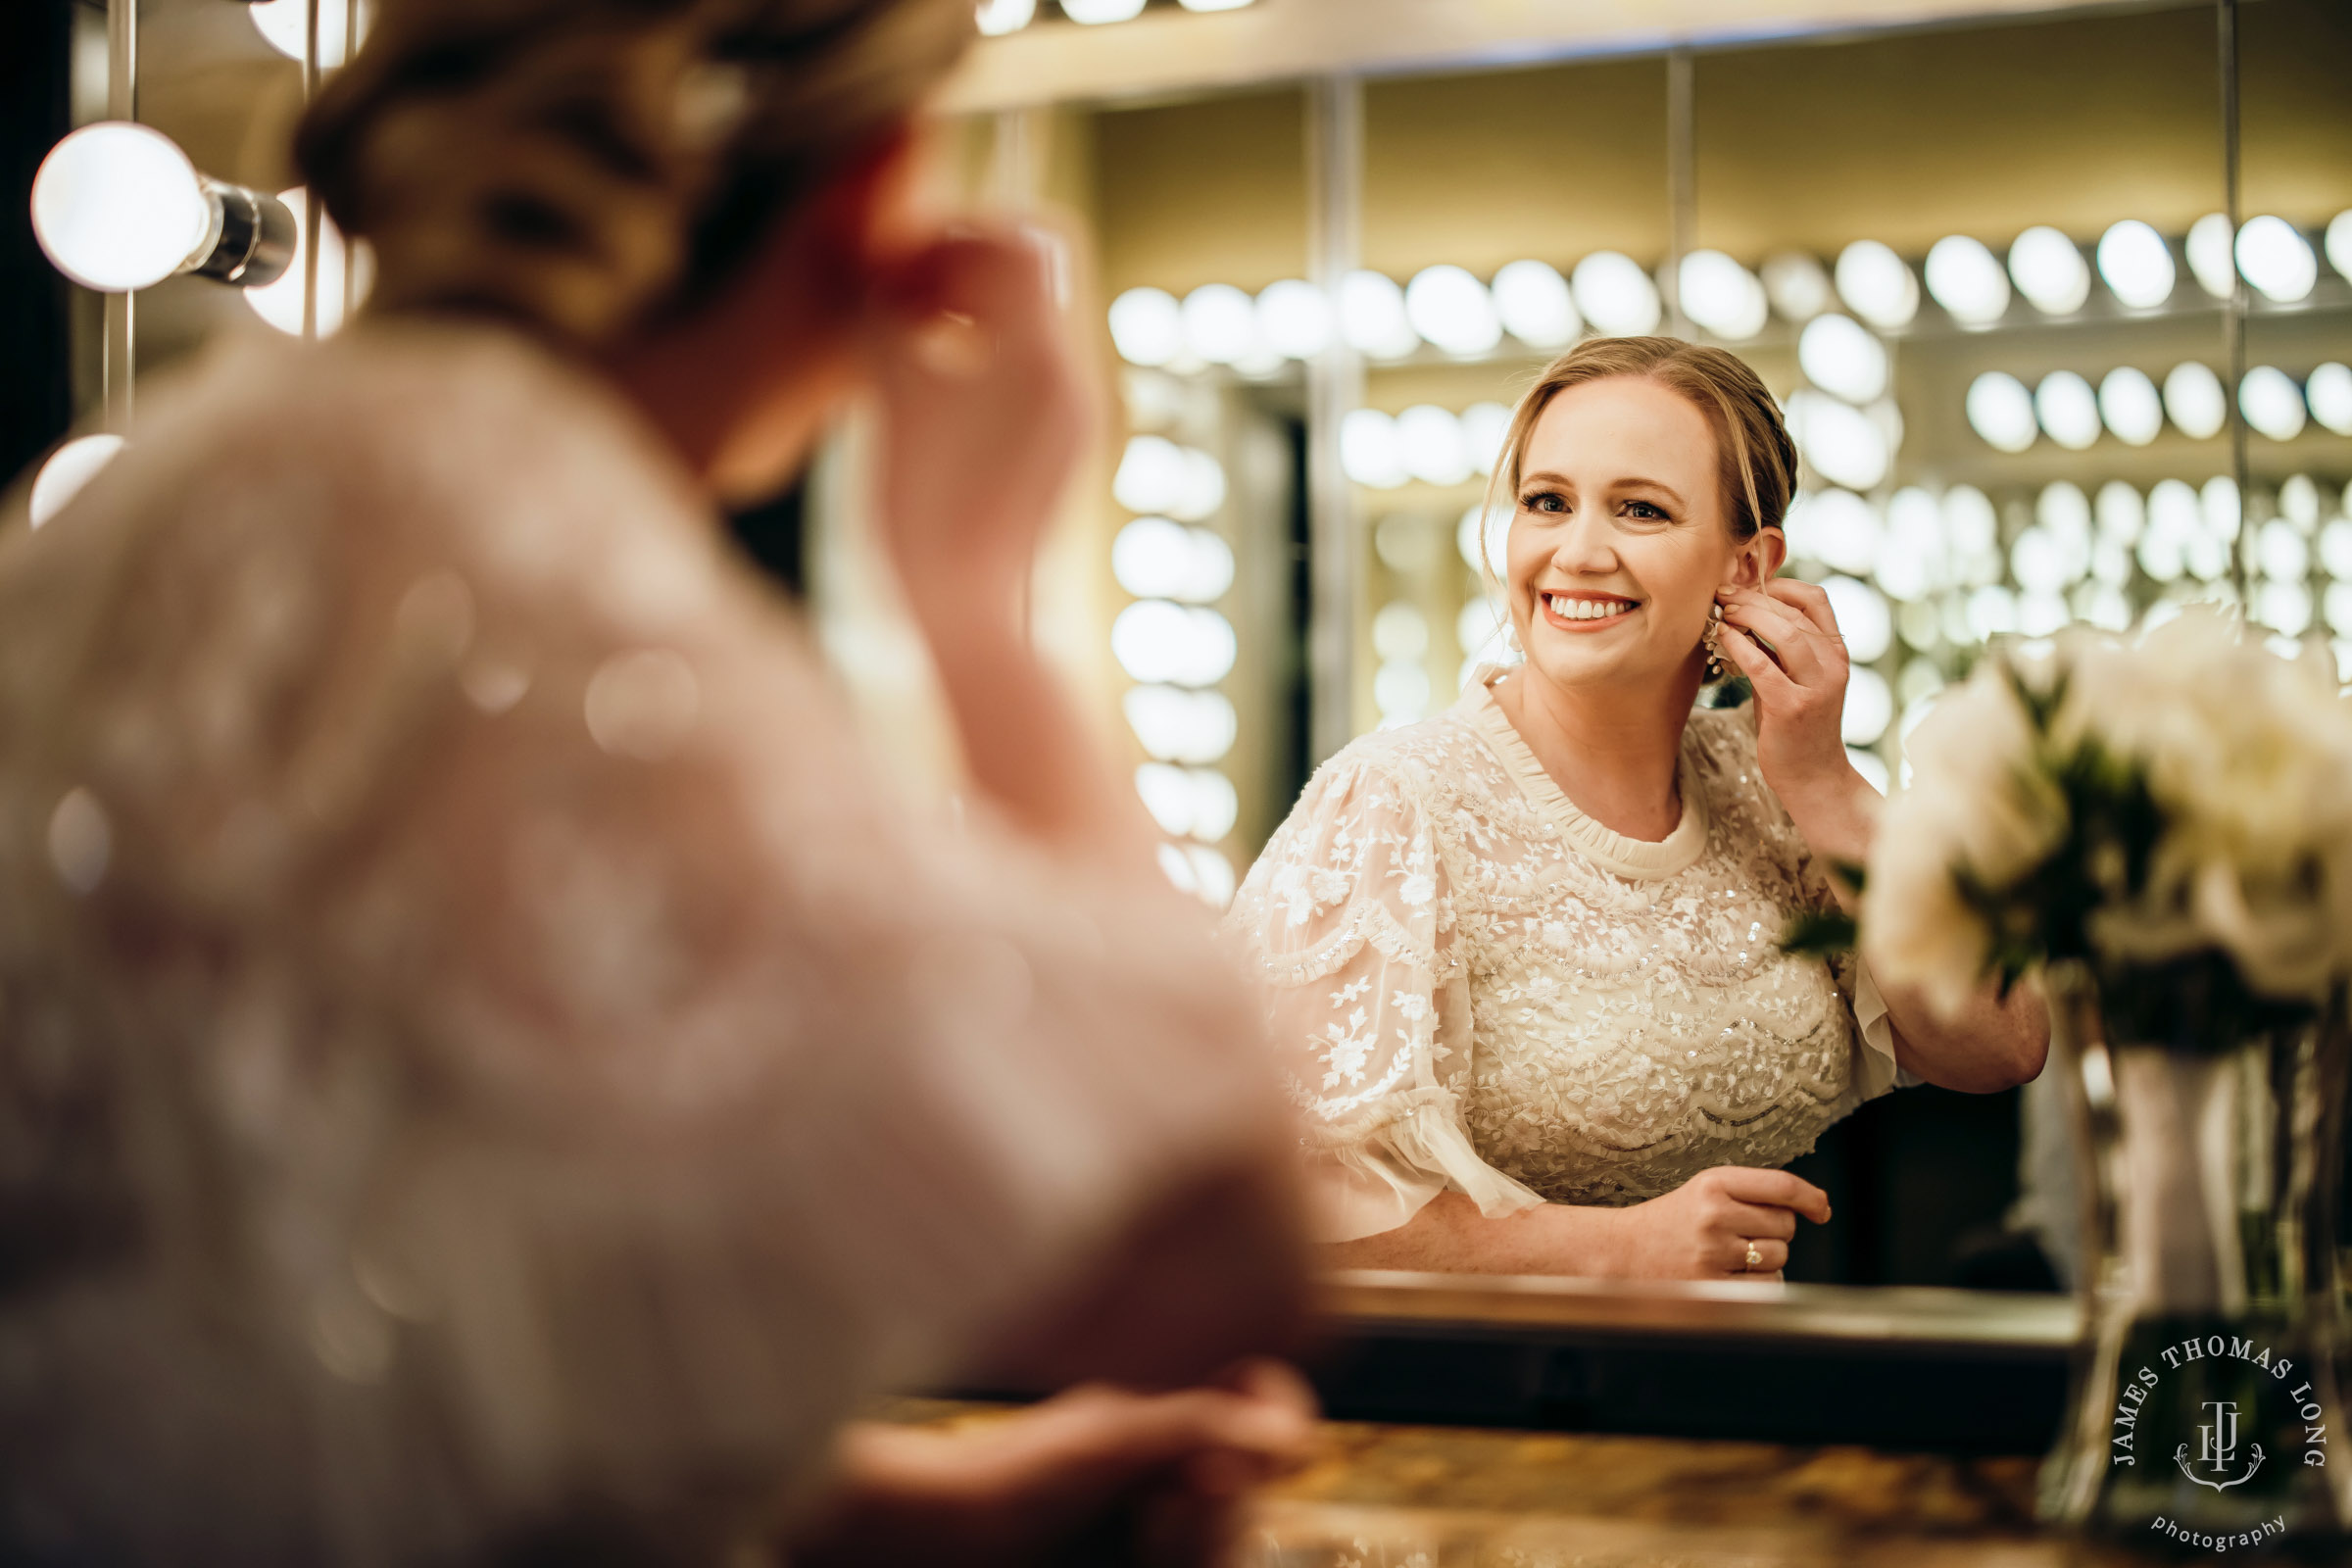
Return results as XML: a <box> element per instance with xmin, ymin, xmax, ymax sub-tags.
<box><xmin>1544</xmin><ymin>593</ymin><xmax>1639</xmax><ymax>621</ymax></box>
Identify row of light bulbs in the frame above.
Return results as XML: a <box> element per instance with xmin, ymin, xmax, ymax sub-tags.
<box><xmin>1968</xmin><ymin>362</ymin><xmax>2352</xmax><ymax>453</ymax></box>
<box><xmin>1107</xmin><ymin>212</ymin><xmax>2352</xmax><ymax>373</ymax></box>
<box><xmin>978</xmin><ymin>0</ymin><xmax>1251</xmax><ymax>33</ymax></box>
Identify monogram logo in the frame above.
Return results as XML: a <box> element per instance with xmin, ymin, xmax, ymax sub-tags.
<box><xmin>2176</xmin><ymin>1398</ymin><xmax>2266</xmax><ymax>1492</ymax></box>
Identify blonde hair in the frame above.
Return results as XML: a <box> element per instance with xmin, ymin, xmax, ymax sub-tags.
<box><xmin>1484</xmin><ymin>335</ymin><xmax>1799</xmax><ymax>547</ymax></box>
<box><xmin>296</xmin><ymin>0</ymin><xmax>975</xmax><ymax>349</ymax></box>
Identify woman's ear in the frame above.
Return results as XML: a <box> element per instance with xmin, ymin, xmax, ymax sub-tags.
<box><xmin>1726</xmin><ymin>526</ymin><xmax>1788</xmax><ymax>591</ymax></box>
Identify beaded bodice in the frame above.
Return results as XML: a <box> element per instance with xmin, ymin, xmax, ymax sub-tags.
<box><xmin>1228</xmin><ymin>671</ymin><xmax>1888</xmax><ymax>1228</ymax></box>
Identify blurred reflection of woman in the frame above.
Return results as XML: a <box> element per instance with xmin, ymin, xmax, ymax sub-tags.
<box><xmin>0</xmin><ymin>1</ymin><xmax>1314</xmax><ymax>1562</ymax></box>
<box><xmin>1229</xmin><ymin>337</ymin><xmax>2046</xmax><ymax>1281</ymax></box>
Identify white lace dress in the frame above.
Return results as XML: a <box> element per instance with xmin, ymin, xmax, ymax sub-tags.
<box><xmin>1226</xmin><ymin>671</ymin><xmax>1899</xmax><ymax>1242</ymax></box>
<box><xmin>0</xmin><ymin>324</ymin><xmax>1280</xmax><ymax>1564</ymax></box>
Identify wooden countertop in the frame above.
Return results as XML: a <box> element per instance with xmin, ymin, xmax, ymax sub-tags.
<box><xmin>875</xmin><ymin>1401</ymin><xmax>2156</xmax><ymax>1566</ymax></box>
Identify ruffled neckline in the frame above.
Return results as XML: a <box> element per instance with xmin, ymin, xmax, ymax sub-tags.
<box><xmin>1457</xmin><ymin>665</ymin><xmax>1710</xmax><ymax>881</ymax></box>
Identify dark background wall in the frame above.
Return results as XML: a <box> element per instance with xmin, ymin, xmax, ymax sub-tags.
<box><xmin>3</xmin><ymin>0</ymin><xmax>74</xmax><ymax>490</ymax></box>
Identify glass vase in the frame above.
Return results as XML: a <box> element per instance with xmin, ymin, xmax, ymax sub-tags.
<box><xmin>2038</xmin><ymin>960</ymin><xmax>2352</xmax><ymax>1554</ymax></box>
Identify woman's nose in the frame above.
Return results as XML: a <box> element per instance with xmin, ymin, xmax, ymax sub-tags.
<box><xmin>1549</xmin><ymin>513</ymin><xmax>1616</xmax><ymax>574</ymax></box>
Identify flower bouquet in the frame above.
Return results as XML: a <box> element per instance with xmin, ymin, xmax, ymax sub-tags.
<box><xmin>1863</xmin><ymin>608</ymin><xmax>2352</xmax><ymax>1550</ymax></box>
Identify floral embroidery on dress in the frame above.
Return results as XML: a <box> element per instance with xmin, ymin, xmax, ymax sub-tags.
<box><xmin>1227</xmin><ymin>675</ymin><xmax>1886</xmax><ymax>1222</ymax></box>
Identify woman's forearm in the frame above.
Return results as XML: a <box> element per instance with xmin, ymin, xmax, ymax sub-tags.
<box><xmin>1321</xmin><ymin>1193</ymin><xmax>1624</xmax><ymax>1276</ymax></box>
<box><xmin>919</xmin><ymin>604</ymin><xmax>1152</xmax><ymax>869</ymax></box>
<box><xmin>1883</xmin><ymin>975</ymin><xmax>2049</xmax><ymax>1093</ymax></box>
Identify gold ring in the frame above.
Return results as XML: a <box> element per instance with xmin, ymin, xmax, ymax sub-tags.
<box><xmin>1744</xmin><ymin>1243</ymin><xmax>1763</xmax><ymax>1270</ymax></box>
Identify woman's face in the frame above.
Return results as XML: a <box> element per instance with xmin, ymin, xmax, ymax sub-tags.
<box><xmin>1505</xmin><ymin>375</ymin><xmax>1781</xmax><ymax>697</ymax></box>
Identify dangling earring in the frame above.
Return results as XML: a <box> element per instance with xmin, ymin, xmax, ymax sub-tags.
<box><xmin>1701</xmin><ymin>604</ymin><xmax>1726</xmax><ymax>679</ymax></box>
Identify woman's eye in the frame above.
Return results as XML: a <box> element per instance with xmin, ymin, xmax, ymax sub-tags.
<box><xmin>1521</xmin><ymin>492</ymin><xmax>1566</xmax><ymax>514</ymax></box>
<box><xmin>1623</xmin><ymin>501</ymin><xmax>1668</xmax><ymax>520</ymax></box>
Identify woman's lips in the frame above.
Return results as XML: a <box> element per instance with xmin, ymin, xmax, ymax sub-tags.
<box><xmin>1540</xmin><ymin>591</ymin><xmax>1641</xmax><ymax>631</ymax></box>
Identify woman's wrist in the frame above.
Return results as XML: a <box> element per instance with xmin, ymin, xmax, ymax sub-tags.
<box><xmin>1777</xmin><ymin>760</ymin><xmax>1877</xmax><ymax>869</ymax></box>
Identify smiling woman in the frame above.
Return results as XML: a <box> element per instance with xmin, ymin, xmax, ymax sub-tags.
<box><xmin>1224</xmin><ymin>336</ymin><xmax>2048</xmax><ymax>1283</ymax></box>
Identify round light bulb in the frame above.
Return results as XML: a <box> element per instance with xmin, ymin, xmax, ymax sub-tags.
<box><xmin>2328</xmin><ymin>211</ymin><xmax>2352</xmax><ymax>283</ymax></box>
<box><xmin>1824</xmin><ymin>577</ymin><xmax>1893</xmax><ymax>665</ymax></box>
<box><xmin>2235</xmin><ymin>216</ymin><xmax>2318</xmax><ymax>304</ymax></box>
<box><xmin>1340</xmin><ymin>408</ymin><xmax>1405</xmax><ymax>489</ymax></box>
<box><xmin>30</xmin><ymin>122</ymin><xmax>213</xmax><ymax>292</ymax></box>
<box><xmin>1571</xmin><ymin>251</ymin><xmax>1661</xmax><ymax>336</ymax></box>
<box><xmin>243</xmin><ymin>186</ymin><xmax>351</xmax><ymax>335</ymax></box>
<box><xmin>2034</xmin><ymin>370</ymin><xmax>2101</xmax><ymax>451</ymax></box>
<box><xmin>1490</xmin><ymin>259</ymin><xmax>1579</xmax><ymax>347</ymax></box>
<box><xmin>1404</xmin><ymin>264</ymin><xmax>1501</xmax><ymax>356</ymax></box>
<box><xmin>1254</xmin><ymin>278</ymin><xmax>1330</xmax><ymax>360</ymax></box>
<box><xmin>1923</xmin><ymin>234</ymin><xmax>2010</xmax><ymax>325</ymax></box>
<box><xmin>2239</xmin><ymin>366</ymin><xmax>2308</xmax><ymax>442</ymax></box>
<box><xmin>1396</xmin><ymin>404</ymin><xmax>1469</xmax><ymax>486</ymax></box>
<box><xmin>1112</xmin><ymin>434</ymin><xmax>1187</xmax><ymax>513</ymax></box>
<box><xmin>1833</xmin><ymin>240</ymin><xmax>1918</xmax><ymax>330</ymax></box>
<box><xmin>1788</xmin><ymin>488</ymin><xmax>1882</xmax><ymax>575</ymax></box>
<box><xmin>2185</xmin><ymin>213</ymin><xmax>2237</xmax><ymax>300</ymax></box>
<box><xmin>976</xmin><ymin>0</ymin><xmax>1038</xmax><ymax>34</ymax></box>
<box><xmin>1460</xmin><ymin>402</ymin><xmax>1511</xmax><ymax>477</ymax></box>
<box><xmin>2096</xmin><ymin>220</ymin><xmax>2176</xmax><ymax>309</ymax></box>
<box><xmin>1795</xmin><ymin>313</ymin><xmax>1886</xmax><ymax>405</ymax></box>
<box><xmin>1061</xmin><ymin>0</ymin><xmax>1146</xmax><ymax>22</ymax></box>
<box><xmin>2307</xmin><ymin>363</ymin><xmax>2352</xmax><ymax>437</ymax></box>
<box><xmin>248</xmin><ymin>0</ymin><xmax>353</xmax><ymax>65</ymax></box>
<box><xmin>2007</xmin><ymin>225</ymin><xmax>2090</xmax><ymax>315</ymax></box>
<box><xmin>1180</xmin><ymin>282</ymin><xmax>1257</xmax><ymax>365</ymax></box>
<box><xmin>28</xmin><ymin>433</ymin><xmax>125</xmax><ymax>529</ymax></box>
<box><xmin>1677</xmin><ymin>250</ymin><xmax>1768</xmax><ymax>340</ymax></box>
<box><xmin>1761</xmin><ymin>251</ymin><xmax>1833</xmax><ymax>323</ymax></box>
<box><xmin>2094</xmin><ymin>480</ymin><xmax>2145</xmax><ymax>546</ymax></box>
<box><xmin>2163</xmin><ymin>362</ymin><xmax>2228</xmax><ymax>440</ymax></box>
<box><xmin>1788</xmin><ymin>394</ymin><xmax>1887</xmax><ymax>491</ymax></box>
<box><xmin>1338</xmin><ymin>270</ymin><xmax>1418</xmax><ymax>359</ymax></box>
<box><xmin>1107</xmin><ymin>287</ymin><xmax>1183</xmax><ymax>367</ymax></box>
<box><xmin>1965</xmin><ymin>371</ymin><xmax>2037</xmax><ymax>453</ymax></box>
<box><xmin>2097</xmin><ymin>367</ymin><xmax>2163</xmax><ymax>447</ymax></box>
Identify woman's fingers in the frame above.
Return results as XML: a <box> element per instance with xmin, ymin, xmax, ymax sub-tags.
<box><xmin>1712</xmin><ymin>1166</ymin><xmax>1834</xmax><ymax>1223</ymax></box>
<box><xmin>1714</xmin><ymin>621</ymin><xmax>1800</xmax><ymax>706</ymax></box>
<box><xmin>1721</xmin><ymin>1200</ymin><xmax>1800</xmax><ymax>1243</ymax></box>
<box><xmin>1718</xmin><ymin>592</ymin><xmax>1830</xmax><ymax>684</ymax></box>
<box><xmin>1735</xmin><ymin>1237</ymin><xmax>1789</xmax><ymax>1275</ymax></box>
<box><xmin>1758</xmin><ymin>577</ymin><xmax>1843</xmax><ymax>641</ymax></box>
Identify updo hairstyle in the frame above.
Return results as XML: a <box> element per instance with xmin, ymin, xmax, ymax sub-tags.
<box><xmin>294</xmin><ymin>0</ymin><xmax>976</xmax><ymax>349</ymax></box>
<box><xmin>1485</xmin><ymin>336</ymin><xmax>1799</xmax><ymax>546</ymax></box>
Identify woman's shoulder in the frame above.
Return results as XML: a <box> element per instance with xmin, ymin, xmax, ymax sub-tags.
<box><xmin>1302</xmin><ymin>704</ymin><xmax>1501</xmax><ymax>819</ymax></box>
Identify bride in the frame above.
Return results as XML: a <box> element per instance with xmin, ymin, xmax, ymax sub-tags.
<box><xmin>1228</xmin><ymin>335</ymin><xmax>2047</xmax><ymax>1280</ymax></box>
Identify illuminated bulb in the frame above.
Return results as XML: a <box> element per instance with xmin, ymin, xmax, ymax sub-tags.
<box><xmin>2034</xmin><ymin>370</ymin><xmax>2101</xmax><ymax>451</ymax></box>
<box><xmin>1678</xmin><ymin>250</ymin><xmax>1768</xmax><ymax>340</ymax></box>
<box><xmin>244</xmin><ymin>186</ymin><xmax>352</xmax><ymax>335</ymax></box>
<box><xmin>1788</xmin><ymin>488</ymin><xmax>1882</xmax><ymax>575</ymax></box>
<box><xmin>2308</xmin><ymin>363</ymin><xmax>2352</xmax><ymax>436</ymax></box>
<box><xmin>2239</xmin><ymin>366</ymin><xmax>2307</xmax><ymax>442</ymax></box>
<box><xmin>1966</xmin><ymin>584</ymin><xmax>2020</xmax><ymax>642</ymax></box>
<box><xmin>1374</xmin><ymin>660</ymin><xmax>1432</xmax><ymax>724</ymax></box>
<box><xmin>2097</xmin><ymin>367</ymin><xmax>2163</xmax><ymax>447</ymax></box>
<box><xmin>1788</xmin><ymin>394</ymin><xmax>1886</xmax><ymax>491</ymax></box>
<box><xmin>1177</xmin><ymin>0</ymin><xmax>1256</xmax><ymax>10</ymax></box>
<box><xmin>1340</xmin><ymin>408</ymin><xmax>1405</xmax><ymax>489</ymax></box>
<box><xmin>248</xmin><ymin>0</ymin><xmax>352</xmax><ymax>65</ymax></box>
<box><xmin>30</xmin><ymin>123</ymin><xmax>214</xmax><ymax>291</ymax></box>
<box><xmin>1874</xmin><ymin>488</ymin><xmax>1944</xmax><ymax>603</ymax></box>
<box><xmin>1841</xmin><ymin>664</ymin><xmax>1893</xmax><ymax>745</ymax></box>
<box><xmin>2163</xmin><ymin>362</ymin><xmax>2228</xmax><ymax>440</ymax></box>
<box><xmin>1112</xmin><ymin>434</ymin><xmax>1187</xmax><ymax>513</ymax></box>
<box><xmin>1111</xmin><ymin>601</ymin><xmax>1235</xmax><ymax>686</ymax></box>
<box><xmin>2094</xmin><ymin>481</ymin><xmax>2145</xmax><ymax>545</ymax></box>
<box><xmin>2008</xmin><ymin>226</ymin><xmax>2090</xmax><ymax>315</ymax></box>
<box><xmin>1372</xmin><ymin>602</ymin><xmax>1430</xmax><ymax>662</ymax></box>
<box><xmin>1135</xmin><ymin>762</ymin><xmax>1195</xmax><ymax>838</ymax></box>
<box><xmin>1833</xmin><ymin>240</ymin><xmax>1918</xmax><ymax>330</ymax></box>
<box><xmin>2328</xmin><ymin>212</ymin><xmax>2352</xmax><ymax>282</ymax></box>
<box><xmin>1460</xmin><ymin>402</ymin><xmax>1511</xmax><ymax>476</ymax></box>
<box><xmin>28</xmin><ymin>433</ymin><xmax>124</xmax><ymax>529</ymax></box>
<box><xmin>1490</xmin><ymin>259</ymin><xmax>1580</xmax><ymax>347</ymax></box>
<box><xmin>2280</xmin><ymin>475</ymin><xmax>2321</xmax><ymax>531</ymax></box>
<box><xmin>2202</xmin><ymin>476</ymin><xmax>2241</xmax><ymax>543</ymax></box>
<box><xmin>1847</xmin><ymin>749</ymin><xmax>1889</xmax><ymax>794</ymax></box>
<box><xmin>2185</xmin><ymin>213</ymin><xmax>2236</xmax><ymax>299</ymax></box>
<box><xmin>1924</xmin><ymin>235</ymin><xmax>2010</xmax><ymax>325</ymax></box>
<box><xmin>1180</xmin><ymin>282</ymin><xmax>1257</xmax><ymax>365</ymax></box>
<box><xmin>1107</xmin><ymin>287</ymin><xmax>1182</xmax><ymax>366</ymax></box>
<box><xmin>1112</xmin><ymin>516</ymin><xmax>1231</xmax><ymax>603</ymax></box>
<box><xmin>1061</xmin><ymin>0</ymin><xmax>1146</xmax><ymax>22</ymax></box>
<box><xmin>2322</xmin><ymin>518</ymin><xmax>2352</xmax><ymax>580</ymax></box>
<box><xmin>1824</xmin><ymin>576</ymin><xmax>1893</xmax><ymax>663</ymax></box>
<box><xmin>1571</xmin><ymin>251</ymin><xmax>1660</xmax><ymax>336</ymax></box>
<box><xmin>1338</xmin><ymin>270</ymin><xmax>1418</xmax><ymax>359</ymax></box>
<box><xmin>1456</xmin><ymin>594</ymin><xmax>1507</xmax><ymax>660</ymax></box>
<box><xmin>1185</xmin><ymin>769</ymin><xmax>1239</xmax><ymax>841</ymax></box>
<box><xmin>2235</xmin><ymin>216</ymin><xmax>2317</xmax><ymax>304</ymax></box>
<box><xmin>1254</xmin><ymin>278</ymin><xmax>1330</xmax><ymax>359</ymax></box>
<box><xmin>1396</xmin><ymin>404</ymin><xmax>1469</xmax><ymax>486</ymax></box>
<box><xmin>1171</xmin><ymin>448</ymin><xmax>1225</xmax><ymax>521</ymax></box>
<box><xmin>1123</xmin><ymin>685</ymin><xmax>1236</xmax><ymax>763</ymax></box>
<box><xmin>977</xmin><ymin>0</ymin><xmax>1037</xmax><ymax>33</ymax></box>
<box><xmin>2096</xmin><ymin>220</ymin><xmax>2176</xmax><ymax>309</ymax></box>
<box><xmin>1404</xmin><ymin>264</ymin><xmax>1501</xmax><ymax>356</ymax></box>
<box><xmin>1966</xmin><ymin>370</ymin><xmax>2037</xmax><ymax>453</ymax></box>
<box><xmin>2257</xmin><ymin>518</ymin><xmax>2310</xmax><ymax>582</ymax></box>
<box><xmin>1761</xmin><ymin>251</ymin><xmax>1833</xmax><ymax>322</ymax></box>
<box><xmin>1796</xmin><ymin>313</ymin><xmax>1886</xmax><ymax>404</ymax></box>
<box><xmin>1457</xmin><ymin>503</ymin><xmax>1509</xmax><ymax>579</ymax></box>
<box><xmin>2255</xmin><ymin>579</ymin><xmax>2313</xmax><ymax>638</ymax></box>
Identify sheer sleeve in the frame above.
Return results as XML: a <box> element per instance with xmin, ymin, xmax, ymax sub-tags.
<box><xmin>1226</xmin><ymin>756</ymin><xmax>1542</xmax><ymax>1243</ymax></box>
<box><xmin>2</xmin><ymin>330</ymin><xmax>1286</xmax><ymax>1558</ymax></box>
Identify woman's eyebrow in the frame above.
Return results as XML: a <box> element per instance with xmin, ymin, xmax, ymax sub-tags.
<box><xmin>1614</xmin><ymin>476</ymin><xmax>1687</xmax><ymax>507</ymax></box>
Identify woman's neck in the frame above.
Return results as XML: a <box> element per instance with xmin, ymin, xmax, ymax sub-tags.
<box><xmin>1491</xmin><ymin>662</ymin><xmax>1704</xmax><ymax>842</ymax></box>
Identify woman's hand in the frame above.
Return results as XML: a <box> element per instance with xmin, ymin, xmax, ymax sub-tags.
<box><xmin>1608</xmin><ymin>1166</ymin><xmax>1831</xmax><ymax>1279</ymax></box>
<box><xmin>1714</xmin><ymin>580</ymin><xmax>1876</xmax><ymax>868</ymax></box>
<box><xmin>788</xmin><ymin>1360</ymin><xmax>1319</xmax><ymax>1568</ymax></box>
<box><xmin>866</xmin><ymin>220</ymin><xmax>1096</xmax><ymax>633</ymax></box>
